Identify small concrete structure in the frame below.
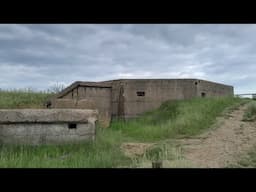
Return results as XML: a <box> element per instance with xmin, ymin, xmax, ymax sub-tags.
<box><xmin>0</xmin><ymin>109</ymin><xmax>98</xmax><ymax>145</ymax></box>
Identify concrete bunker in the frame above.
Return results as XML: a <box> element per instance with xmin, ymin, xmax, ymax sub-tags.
<box><xmin>48</xmin><ymin>79</ymin><xmax>234</xmax><ymax>127</ymax></box>
<box><xmin>0</xmin><ymin>109</ymin><xmax>98</xmax><ymax>145</ymax></box>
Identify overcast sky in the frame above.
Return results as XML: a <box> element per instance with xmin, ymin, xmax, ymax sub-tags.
<box><xmin>0</xmin><ymin>24</ymin><xmax>255</xmax><ymax>94</ymax></box>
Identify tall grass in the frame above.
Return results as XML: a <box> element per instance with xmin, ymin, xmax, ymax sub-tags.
<box><xmin>243</xmin><ymin>101</ymin><xmax>256</xmax><ymax>121</ymax></box>
<box><xmin>0</xmin><ymin>90</ymin><xmax>52</xmax><ymax>109</ymax></box>
<box><xmin>228</xmin><ymin>145</ymin><xmax>256</xmax><ymax>168</ymax></box>
<box><xmin>110</xmin><ymin>97</ymin><xmax>243</xmax><ymax>141</ymax></box>
<box><xmin>0</xmin><ymin>127</ymin><xmax>132</xmax><ymax>168</ymax></box>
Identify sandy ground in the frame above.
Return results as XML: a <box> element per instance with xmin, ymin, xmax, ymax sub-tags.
<box><xmin>121</xmin><ymin>102</ymin><xmax>256</xmax><ymax>168</ymax></box>
<box><xmin>120</xmin><ymin>143</ymin><xmax>155</xmax><ymax>158</ymax></box>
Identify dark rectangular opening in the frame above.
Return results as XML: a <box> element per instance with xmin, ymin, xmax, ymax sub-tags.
<box><xmin>201</xmin><ymin>92</ymin><xmax>206</xmax><ymax>98</ymax></box>
<box><xmin>137</xmin><ymin>91</ymin><xmax>145</xmax><ymax>96</ymax></box>
<box><xmin>68</xmin><ymin>123</ymin><xmax>77</xmax><ymax>129</ymax></box>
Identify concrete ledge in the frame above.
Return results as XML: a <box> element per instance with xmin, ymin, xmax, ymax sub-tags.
<box><xmin>49</xmin><ymin>99</ymin><xmax>111</xmax><ymax>128</ymax></box>
<box><xmin>0</xmin><ymin>109</ymin><xmax>98</xmax><ymax>145</ymax></box>
<box><xmin>52</xmin><ymin>99</ymin><xmax>96</xmax><ymax>109</ymax></box>
<box><xmin>0</xmin><ymin>109</ymin><xmax>98</xmax><ymax>124</ymax></box>
<box><xmin>52</xmin><ymin>99</ymin><xmax>77</xmax><ymax>108</ymax></box>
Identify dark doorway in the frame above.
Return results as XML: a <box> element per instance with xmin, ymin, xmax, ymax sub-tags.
<box><xmin>201</xmin><ymin>92</ymin><xmax>206</xmax><ymax>98</ymax></box>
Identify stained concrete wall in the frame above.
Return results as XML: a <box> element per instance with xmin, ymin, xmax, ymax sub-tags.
<box><xmin>52</xmin><ymin>79</ymin><xmax>234</xmax><ymax>124</ymax></box>
<box><xmin>56</xmin><ymin>85</ymin><xmax>112</xmax><ymax>128</ymax></box>
<box><xmin>116</xmin><ymin>79</ymin><xmax>197</xmax><ymax>118</ymax></box>
<box><xmin>0</xmin><ymin>123</ymin><xmax>94</xmax><ymax>145</ymax></box>
<box><xmin>110</xmin><ymin>79</ymin><xmax>233</xmax><ymax>119</ymax></box>
<box><xmin>51</xmin><ymin>99</ymin><xmax>96</xmax><ymax>110</ymax></box>
<box><xmin>195</xmin><ymin>80</ymin><xmax>234</xmax><ymax>97</ymax></box>
<box><xmin>0</xmin><ymin>109</ymin><xmax>97</xmax><ymax>145</ymax></box>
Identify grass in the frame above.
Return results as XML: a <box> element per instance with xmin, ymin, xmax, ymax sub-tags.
<box><xmin>110</xmin><ymin>96</ymin><xmax>244</xmax><ymax>141</ymax></box>
<box><xmin>0</xmin><ymin>91</ymin><xmax>245</xmax><ymax>167</ymax></box>
<box><xmin>0</xmin><ymin>128</ymin><xmax>131</xmax><ymax>168</ymax></box>
<box><xmin>228</xmin><ymin>145</ymin><xmax>256</xmax><ymax>168</ymax></box>
<box><xmin>243</xmin><ymin>101</ymin><xmax>256</xmax><ymax>121</ymax></box>
<box><xmin>0</xmin><ymin>90</ymin><xmax>52</xmax><ymax>109</ymax></box>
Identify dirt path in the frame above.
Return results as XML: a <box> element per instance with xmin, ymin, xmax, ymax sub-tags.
<box><xmin>120</xmin><ymin>102</ymin><xmax>256</xmax><ymax>168</ymax></box>
<box><xmin>120</xmin><ymin>143</ymin><xmax>155</xmax><ymax>158</ymax></box>
<box><xmin>180</xmin><ymin>103</ymin><xmax>256</xmax><ymax>168</ymax></box>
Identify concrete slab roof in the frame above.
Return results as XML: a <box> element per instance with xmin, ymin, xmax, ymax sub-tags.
<box><xmin>0</xmin><ymin>109</ymin><xmax>98</xmax><ymax>123</ymax></box>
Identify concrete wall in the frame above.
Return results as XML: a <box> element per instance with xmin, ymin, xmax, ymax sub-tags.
<box><xmin>195</xmin><ymin>80</ymin><xmax>234</xmax><ymax>98</ymax></box>
<box><xmin>110</xmin><ymin>79</ymin><xmax>233</xmax><ymax>118</ymax></box>
<box><xmin>51</xmin><ymin>79</ymin><xmax>234</xmax><ymax>124</ymax></box>
<box><xmin>58</xmin><ymin>85</ymin><xmax>112</xmax><ymax>128</ymax></box>
<box><xmin>0</xmin><ymin>109</ymin><xmax>97</xmax><ymax>145</ymax></box>
<box><xmin>117</xmin><ymin>79</ymin><xmax>197</xmax><ymax>118</ymax></box>
<box><xmin>0</xmin><ymin>123</ymin><xmax>94</xmax><ymax>145</ymax></box>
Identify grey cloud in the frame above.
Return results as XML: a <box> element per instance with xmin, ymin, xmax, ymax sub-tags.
<box><xmin>0</xmin><ymin>24</ymin><xmax>255</xmax><ymax>93</ymax></box>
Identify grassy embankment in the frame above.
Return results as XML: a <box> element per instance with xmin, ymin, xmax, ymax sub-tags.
<box><xmin>0</xmin><ymin>90</ymin><xmax>52</xmax><ymax>109</ymax></box>
<box><xmin>0</xmin><ymin>90</ymin><xmax>245</xmax><ymax>167</ymax></box>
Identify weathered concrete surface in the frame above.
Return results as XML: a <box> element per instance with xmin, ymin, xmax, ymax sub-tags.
<box><xmin>50</xmin><ymin>86</ymin><xmax>112</xmax><ymax>128</ymax></box>
<box><xmin>52</xmin><ymin>99</ymin><xmax>96</xmax><ymax>109</ymax></box>
<box><xmin>50</xmin><ymin>98</ymin><xmax>111</xmax><ymax>128</ymax></box>
<box><xmin>50</xmin><ymin>78</ymin><xmax>234</xmax><ymax>124</ymax></box>
<box><xmin>0</xmin><ymin>109</ymin><xmax>98</xmax><ymax>145</ymax></box>
<box><xmin>0</xmin><ymin>123</ymin><xmax>95</xmax><ymax>145</ymax></box>
<box><xmin>111</xmin><ymin>79</ymin><xmax>233</xmax><ymax>119</ymax></box>
<box><xmin>52</xmin><ymin>99</ymin><xmax>77</xmax><ymax>109</ymax></box>
<box><xmin>0</xmin><ymin>109</ymin><xmax>98</xmax><ymax>123</ymax></box>
<box><xmin>117</xmin><ymin>79</ymin><xmax>197</xmax><ymax>118</ymax></box>
<box><xmin>195</xmin><ymin>79</ymin><xmax>234</xmax><ymax>98</ymax></box>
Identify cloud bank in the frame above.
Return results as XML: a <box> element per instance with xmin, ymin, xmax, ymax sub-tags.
<box><xmin>0</xmin><ymin>24</ymin><xmax>255</xmax><ymax>94</ymax></box>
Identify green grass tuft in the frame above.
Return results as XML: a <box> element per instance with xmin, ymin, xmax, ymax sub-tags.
<box><xmin>243</xmin><ymin>101</ymin><xmax>256</xmax><ymax>121</ymax></box>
